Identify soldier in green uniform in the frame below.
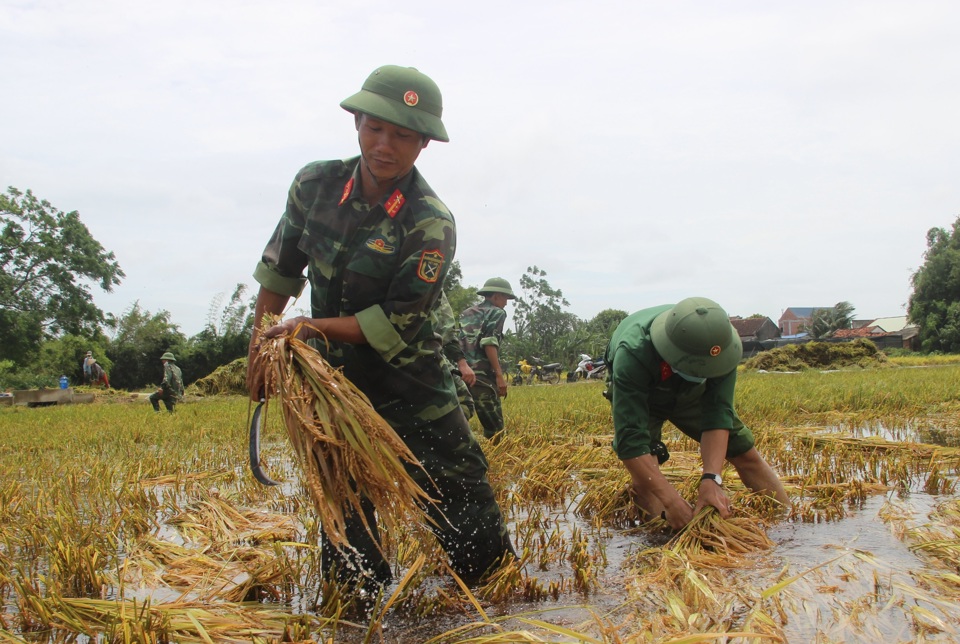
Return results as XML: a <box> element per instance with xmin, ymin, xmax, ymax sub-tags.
<box><xmin>246</xmin><ymin>65</ymin><xmax>514</xmax><ymax>592</ymax></box>
<box><xmin>604</xmin><ymin>297</ymin><xmax>789</xmax><ymax>531</ymax></box>
<box><xmin>459</xmin><ymin>277</ymin><xmax>515</xmax><ymax>440</ymax></box>
<box><xmin>150</xmin><ymin>352</ymin><xmax>183</xmax><ymax>413</ymax></box>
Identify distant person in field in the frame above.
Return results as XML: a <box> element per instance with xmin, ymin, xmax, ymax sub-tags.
<box><xmin>459</xmin><ymin>277</ymin><xmax>515</xmax><ymax>441</ymax></box>
<box><xmin>89</xmin><ymin>361</ymin><xmax>110</xmax><ymax>388</ymax></box>
<box><xmin>82</xmin><ymin>351</ymin><xmax>95</xmax><ymax>384</ymax></box>
<box><xmin>150</xmin><ymin>352</ymin><xmax>183</xmax><ymax>413</ymax></box>
<box><xmin>604</xmin><ymin>297</ymin><xmax>789</xmax><ymax>530</ymax></box>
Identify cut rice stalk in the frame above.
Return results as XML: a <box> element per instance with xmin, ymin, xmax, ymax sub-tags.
<box><xmin>256</xmin><ymin>316</ymin><xmax>437</xmax><ymax>552</ymax></box>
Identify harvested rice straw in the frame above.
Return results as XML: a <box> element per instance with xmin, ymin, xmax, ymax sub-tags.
<box><xmin>669</xmin><ymin>507</ymin><xmax>774</xmax><ymax>559</ymax></box>
<box><xmin>256</xmin><ymin>316</ymin><xmax>436</xmax><ymax>553</ymax></box>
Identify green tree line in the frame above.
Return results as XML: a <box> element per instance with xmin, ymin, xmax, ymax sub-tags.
<box><xmin>3</xmin><ymin>186</ymin><xmax>955</xmax><ymax>390</ymax></box>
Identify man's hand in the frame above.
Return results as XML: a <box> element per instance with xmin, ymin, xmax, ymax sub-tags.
<box><xmin>495</xmin><ymin>373</ymin><xmax>508</xmax><ymax>397</ymax></box>
<box><xmin>662</xmin><ymin>498</ymin><xmax>695</xmax><ymax>530</ymax></box>
<box><xmin>262</xmin><ymin>316</ymin><xmax>321</xmax><ymax>341</ymax></box>
<box><xmin>459</xmin><ymin>359</ymin><xmax>476</xmax><ymax>386</ymax></box>
<box><xmin>693</xmin><ymin>478</ymin><xmax>732</xmax><ymax>518</ymax></box>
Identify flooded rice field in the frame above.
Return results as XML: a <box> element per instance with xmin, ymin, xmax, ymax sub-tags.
<box><xmin>1</xmin><ymin>362</ymin><xmax>959</xmax><ymax>642</ymax></box>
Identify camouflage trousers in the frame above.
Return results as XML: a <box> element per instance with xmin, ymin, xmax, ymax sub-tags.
<box><xmin>149</xmin><ymin>389</ymin><xmax>178</xmax><ymax>413</ymax></box>
<box><xmin>469</xmin><ymin>377</ymin><xmax>504</xmax><ymax>439</ymax></box>
<box><xmin>320</xmin><ymin>408</ymin><xmax>515</xmax><ymax>588</ymax></box>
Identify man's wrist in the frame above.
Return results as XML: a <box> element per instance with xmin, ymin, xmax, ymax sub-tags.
<box><xmin>700</xmin><ymin>472</ymin><xmax>723</xmax><ymax>487</ymax></box>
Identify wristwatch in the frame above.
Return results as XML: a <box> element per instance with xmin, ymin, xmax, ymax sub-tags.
<box><xmin>701</xmin><ymin>472</ymin><xmax>723</xmax><ymax>486</ymax></box>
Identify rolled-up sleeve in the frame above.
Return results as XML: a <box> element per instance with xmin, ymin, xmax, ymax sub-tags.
<box><xmin>480</xmin><ymin>308</ymin><xmax>506</xmax><ymax>348</ymax></box>
<box><xmin>610</xmin><ymin>346</ymin><xmax>658</xmax><ymax>460</ymax></box>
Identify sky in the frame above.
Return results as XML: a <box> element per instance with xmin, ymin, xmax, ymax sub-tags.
<box><xmin>3</xmin><ymin>0</ymin><xmax>959</xmax><ymax>337</ymax></box>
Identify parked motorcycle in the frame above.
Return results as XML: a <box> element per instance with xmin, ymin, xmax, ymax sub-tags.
<box><xmin>569</xmin><ymin>354</ymin><xmax>607</xmax><ymax>381</ymax></box>
<box><xmin>512</xmin><ymin>359</ymin><xmax>532</xmax><ymax>386</ymax></box>
<box><xmin>528</xmin><ymin>356</ymin><xmax>563</xmax><ymax>385</ymax></box>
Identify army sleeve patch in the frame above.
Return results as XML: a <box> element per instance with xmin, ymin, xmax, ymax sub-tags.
<box><xmin>417</xmin><ymin>249</ymin><xmax>444</xmax><ymax>283</ymax></box>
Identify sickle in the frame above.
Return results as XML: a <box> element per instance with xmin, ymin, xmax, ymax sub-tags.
<box><xmin>249</xmin><ymin>401</ymin><xmax>280</xmax><ymax>486</ymax></box>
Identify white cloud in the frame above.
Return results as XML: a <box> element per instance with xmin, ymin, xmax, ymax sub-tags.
<box><xmin>2</xmin><ymin>0</ymin><xmax>959</xmax><ymax>336</ymax></box>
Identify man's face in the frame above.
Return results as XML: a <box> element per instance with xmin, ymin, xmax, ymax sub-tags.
<box><xmin>356</xmin><ymin>114</ymin><xmax>428</xmax><ymax>183</ymax></box>
<box><xmin>491</xmin><ymin>293</ymin><xmax>510</xmax><ymax>309</ymax></box>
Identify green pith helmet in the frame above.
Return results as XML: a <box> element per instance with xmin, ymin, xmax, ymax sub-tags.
<box><xmin>477</xmin><ymin>277</ymin><xmax>516</xmax><ymax>299</ymax></box>
<box><xmin>650</xmin><ymin>297</ymin><xmax>742</xmax><ymax>379</ymax></box>
<box><xmin>160</xmin><ymin>352</ymin><xmax>176</xmax><ymax>362</ymax></box>
<box><xmin>340</xmin><ymin>65</ymin><xmax>449</xmax><ymax>142</ymax></box>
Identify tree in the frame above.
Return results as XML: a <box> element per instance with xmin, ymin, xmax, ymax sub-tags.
<box><xmin>0</xmin><ymin>187</ymin><xmax>124</xmax><ymax>342</ymax></box>
<box><xmin>807</xmin><ymin>301</ymin><xmax>855</xmax><ymax>339</ymax></box>
<box><xmin>442</xmin><ymin>260</ymin><xmax>479</xmax><ymax>315</ymax></box>
<box><xmin>909</xmin><ymin>218</ymin><xmax>960</xmax><ymax>352</ymax></box>
<box><xmin>507</xmin><ymin>266</ymin><xmax>578</xmax><ymax>363</ymax></box>
<box><xmin>186</xmin><ymin>284</ymin><xmax>255</xmax><ymax>380</ymax></box>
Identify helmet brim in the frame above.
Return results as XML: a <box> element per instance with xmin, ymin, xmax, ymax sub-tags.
<box><xmin>477</xmin><ymin>288</ymin><xmax>516</xmax><ymax>299</ymax></box>
<box><xmin>341</xmin><ymin>92</ymin><xmax>449</xmax><ymax>142</ymax></box>
<box><xmin>650</xmin><ymin>310</ymin><xmax>741</xmax><ymax>379</ymax></box>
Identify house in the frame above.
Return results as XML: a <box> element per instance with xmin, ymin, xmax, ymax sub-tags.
<box><xmin>730</xmin><ymin>316</ymin><xmax>781</xmax><ymax>359</ymax></box>
<box><xmin>730</xmin><ymin>317</ymin><xmax>780</xmax><ymax>342</ymax></box>
<box><xmin>778</xmin><ymin>307</ymin><xmax>830</xmax><ymax>336</ymax></box>
<box><xmin>832</xmin><ymin>316</ymin><xmax>919</xmax><ymax>350</ymax></box>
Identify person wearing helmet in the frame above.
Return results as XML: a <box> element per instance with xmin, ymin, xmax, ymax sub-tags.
<box><xmin>604</xmin><ymin>297</ymin><xmax>788</xmax><ymax>530</ymax></box>
<box><xmin>246</xmin><ymin>66</ymin><xmax>514</xmax><ymax>594</ymax></box>
<box><xmin>150</xmin><ymin>351</ymin><xmax>183</xmax><ymax>413</ymax></box>
<box><xmin>459</xmin><ymin>277</ymin><xmax>516</xmax><ymax>440</ymax></box>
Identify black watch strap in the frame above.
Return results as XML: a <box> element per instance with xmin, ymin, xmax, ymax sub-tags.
<box><xmin>701</xmin><ymin>472</ymin><xmax>722</xmax><ymax>486</ymax></box>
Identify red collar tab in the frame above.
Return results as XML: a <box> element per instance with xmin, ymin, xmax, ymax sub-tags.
<box><xmin>338</xmin><ymin>177</ymin><xmax>355</xmax><ymax>206</ymax></box>
<box><xmin>660</xmin><ymin>361</ymin><xmax>674</xmax><ymax>381</ymax></box>
<box><xmin>385</xmin><ymin>189</ymin><xmax>406</xmax><ymax>218</ymax></box>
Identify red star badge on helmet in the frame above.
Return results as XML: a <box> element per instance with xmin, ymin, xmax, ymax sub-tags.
<box><xmin>710</xmin><ymin>345</ymin><xmax>721</xmax><ymax>356</ymax></box>
<box><xmin>404</xmin><ymin>90</ymin><xmax>419</xmax><ymax>107</ymax></box>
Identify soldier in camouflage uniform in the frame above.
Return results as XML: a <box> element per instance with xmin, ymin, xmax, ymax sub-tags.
<box><xmin>150</xmin><ymin>352</ymin><xmax>183</xmax><ymax>412</ymax></box>
<box><xmin>459</xmin><ymin>277</ymin><xmax>515</xmax><ymax>440</ymax></box>
<box><xmin>434</xmin><ymin>292</ymin><xmax>476</xmax><ymax>420</ymax></box>
<box><xmin>246</xmin><ymin>65</ymin><xmax>514</xmax><ymax>592</ymax></box>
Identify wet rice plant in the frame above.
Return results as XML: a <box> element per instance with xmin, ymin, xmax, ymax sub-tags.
<box><xmin>1</xmin><ymin>360</ymin><xmax>959</xmax><ymax>642</ymax></box>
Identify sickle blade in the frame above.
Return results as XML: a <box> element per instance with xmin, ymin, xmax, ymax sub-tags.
<box><xmin>249</xmin><ymin>401</ymin><xmax>280</xmax><ymax>486</ymax></box>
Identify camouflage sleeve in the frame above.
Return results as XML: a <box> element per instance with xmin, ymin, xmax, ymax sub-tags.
<box><xmin>609</xmin><ymin>347</ymin><xmax>658</xmax><ymax>460</ymax></box>
<box><xmin>435</xmin><ymin>293</ymin><xmax>466</xmax><ymax>364</ymax></box>
<box><xmin>479</xmin><ymin>307</ymin><xmax>506</xmax><ymax>348</ymax></box>
<box><xmin>253</xmin><ymin>171</ymin><xmax>311</xmax><ymax>298</ymax></box>
<box><xmin>355</xmin><ymin>213</ymin><xmax>455</xmax><ymax>362</ymax></box>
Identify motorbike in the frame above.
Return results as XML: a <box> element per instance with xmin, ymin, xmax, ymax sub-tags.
<box><xmin>569</xmin><ymin>354</ymin><xmax>607</xmax><ymax>381</ymax></box>
<box><xmin>512</xmin><ymin>359</ymin><xmax>532</xmax><ymax>386</ymax></box>
<box><xmin>527</xmin><ymin>356</ymin><xmax>563</xmax><ymax>385</ymax></box>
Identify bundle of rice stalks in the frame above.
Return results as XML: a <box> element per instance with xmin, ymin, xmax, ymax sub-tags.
<box><xmin>669</xmin><ymin>507</ymin><xmax>774</xmax><ymax>561</ymax></box>
<box><xmin>255</xmin><ymin>317</ymin><xmax>435</xmax><ymax>553</ymax></box>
